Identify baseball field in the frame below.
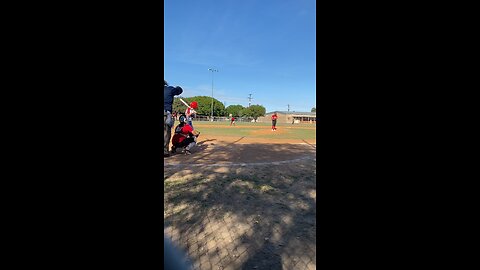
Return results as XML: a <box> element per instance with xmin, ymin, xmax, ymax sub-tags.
<box><xmin>179</xmin><ymin>121</ymin><xmax>315</xmax><ymax>143</ymax></box>
<box><xmin>164</xmin><ymin>121</ymin><xmax>316</xmax><ymax>269</ymax></box>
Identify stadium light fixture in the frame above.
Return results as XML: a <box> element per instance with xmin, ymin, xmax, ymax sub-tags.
<box><xmin>208</xmin><ymin>68</ymin><xmax>218</xmax><ymax>121</ymax></box>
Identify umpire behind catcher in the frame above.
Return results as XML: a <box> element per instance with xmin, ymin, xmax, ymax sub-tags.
<box><xmin>164</xmin><ymin>80</ymin><xmax>183</xmax><ymax>157</ymax></box>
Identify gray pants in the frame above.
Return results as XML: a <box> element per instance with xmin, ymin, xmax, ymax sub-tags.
<box><xmin>173</xmin><ymin>136</ymin><xmax>197</xmax><ymax>151</ymax></box>
<box><xmin>164</xmin><ymin>111</ymin><xmax>174</xmax><ymax>154</ymax></box>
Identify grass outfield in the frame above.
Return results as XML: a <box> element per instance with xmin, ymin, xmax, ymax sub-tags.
<box><xmin>188</xmin><ymin>121</ymin><xmax>316</xmax><ymax>140</ymax></box>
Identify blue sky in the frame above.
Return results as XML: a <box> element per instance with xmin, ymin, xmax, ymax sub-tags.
<box><xmin>164</xmin><ymin>0</ymin><xmax>316</xmax><ymax>113</ymax></box>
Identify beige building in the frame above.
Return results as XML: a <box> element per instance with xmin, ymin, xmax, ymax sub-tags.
<box><xmin>257</xmin><ymin>111</ymin><xmax>316</xmax><ymax>124</ymax></box>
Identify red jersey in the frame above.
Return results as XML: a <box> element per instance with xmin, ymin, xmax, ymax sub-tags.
<box><xmin>271</xmin><ymin>114</ymin><xmax>278</xmax><ymax>121</ymax></box>
<box><xmin>171</xmin><ymin>124</ymin><xmax>193</xmax><ymax>145</ymax></box>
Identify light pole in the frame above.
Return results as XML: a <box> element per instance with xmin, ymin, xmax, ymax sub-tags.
<box><xmin>208</xmin><ymin>68</ymin><xmax>218</xmax><ymax>121</ymax></box>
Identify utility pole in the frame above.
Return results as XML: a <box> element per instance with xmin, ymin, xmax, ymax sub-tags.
<box><xmin>287</xmin><ymin>104</ymin><xmax>290</xmax><ymax>112</ymax></box>
<box><xmin>248</xmin><ymin>93</ymin><xmax>253</xmax><ymax>107</ymax></box>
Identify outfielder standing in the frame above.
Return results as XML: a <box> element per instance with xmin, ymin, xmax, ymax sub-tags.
<box><xmin>164</xmin><ymin>80</ymin><xmax>183</xmax><ymax>157</ymax></box>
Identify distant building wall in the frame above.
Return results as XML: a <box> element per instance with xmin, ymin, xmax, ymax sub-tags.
<box><xmin>258</xmin><ymin>111</ymin><xmax>316</xmax><ymax>124</ymax></box>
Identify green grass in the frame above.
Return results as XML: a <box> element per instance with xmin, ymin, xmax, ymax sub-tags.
<box><xmin>188</xmin><ymin>121</ymin><xmax>316</xmax><ymax>140</ymax></box>
<box><xmin>193</xmin><ymin>121</ymin><xmax>314</xmax><ymax>127</ymax></box>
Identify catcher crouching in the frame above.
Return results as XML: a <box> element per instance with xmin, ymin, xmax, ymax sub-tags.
<box><xmin>171</xmin><ymin>115</ymin><xmax>200</xmax><ymax>155</ymax></box>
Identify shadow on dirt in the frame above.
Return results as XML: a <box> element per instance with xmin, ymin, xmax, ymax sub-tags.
<box><xmin>164</xmin><ymin>144</ymin><xmax>316</xmax><ymax>269</ymax></box>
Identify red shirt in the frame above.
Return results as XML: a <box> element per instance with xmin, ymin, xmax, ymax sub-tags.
<box><xmin>271</xmin><ymin>114</ymin><xmax>278</xmax><ymax>121</ymax></box>
<box><xmin>172</xmin><ymin>124</ymin><xmax>193</xmax><ymax>145</ymax></box>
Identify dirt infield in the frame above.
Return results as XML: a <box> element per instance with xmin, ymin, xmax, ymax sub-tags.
<box><xmin>165</xmin><ymin>135</ymin><xmax>316</xmax><ymax>166</ymax></box>
<box><xmin>208</xmin><ymin>133</ymin><xmax>308</xmax><ymax>143</ymax></box>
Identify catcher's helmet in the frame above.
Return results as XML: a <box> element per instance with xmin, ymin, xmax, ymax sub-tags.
<box><xmin>179</xmin><ymin>115</ymin><xmax>186</xmax><ymax>123</ymax></box>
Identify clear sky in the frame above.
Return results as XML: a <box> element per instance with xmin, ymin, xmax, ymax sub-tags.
<box><xmin>164</xmin><ymin>0</ymin><xmax>316</xmax><ymax>113</ymax></box>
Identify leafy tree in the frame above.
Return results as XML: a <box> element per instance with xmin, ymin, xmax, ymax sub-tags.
<box><xmin>243</xmin><ymin>105</ymin><xmax>266</xmax><ymax>121</ymax></box>
<box><xmin>311</xmin><ymin>107</ymin><xmax>316</xmax><ymax>112</ymax></box>
<box><xmin>225</xmin><ymin>105</ymin><xmax>245</xmax><ymax>117</ymax></box>
<box><xmin>173</xmin><ymin>96</ymin><xmax>225</xmax><ymax>116</ymax></box>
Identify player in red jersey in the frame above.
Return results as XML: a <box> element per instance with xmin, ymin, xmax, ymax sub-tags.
<box><xmin>271</xmin><ymin>112</ymin><xmax>278</xmax><ymax>131</ymax></box>
<box><xmin>185</xmin><ymin>101</ymin><xmax>198</xmax><ymax>130</ymax></box>
<box><xmin>171</xmin><ymin>115</ymin><xmax>200</xmax><ymax>155</ymax></box>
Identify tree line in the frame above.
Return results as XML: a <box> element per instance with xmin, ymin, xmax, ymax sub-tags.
<box><xmin>173</xmin><ymin>96</ymin><xmax>266</xmax><ymax>120</ymax></box>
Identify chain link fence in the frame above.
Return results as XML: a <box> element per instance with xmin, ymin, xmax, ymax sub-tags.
<box><xmin>183</xmin><ymin>115</ymin><xmax>259</xmax><ymax>123</ymax></box>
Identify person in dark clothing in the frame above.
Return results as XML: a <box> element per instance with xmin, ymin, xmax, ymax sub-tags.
<box><xmin>164</xmin><ymin>235</ymin><xmax>191</xmax><ymax>270</ymax></box>
<box><xmin>164</xmin><ymin>80</ymin><xmax>183</xmax><ymax>157</ymax></box>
